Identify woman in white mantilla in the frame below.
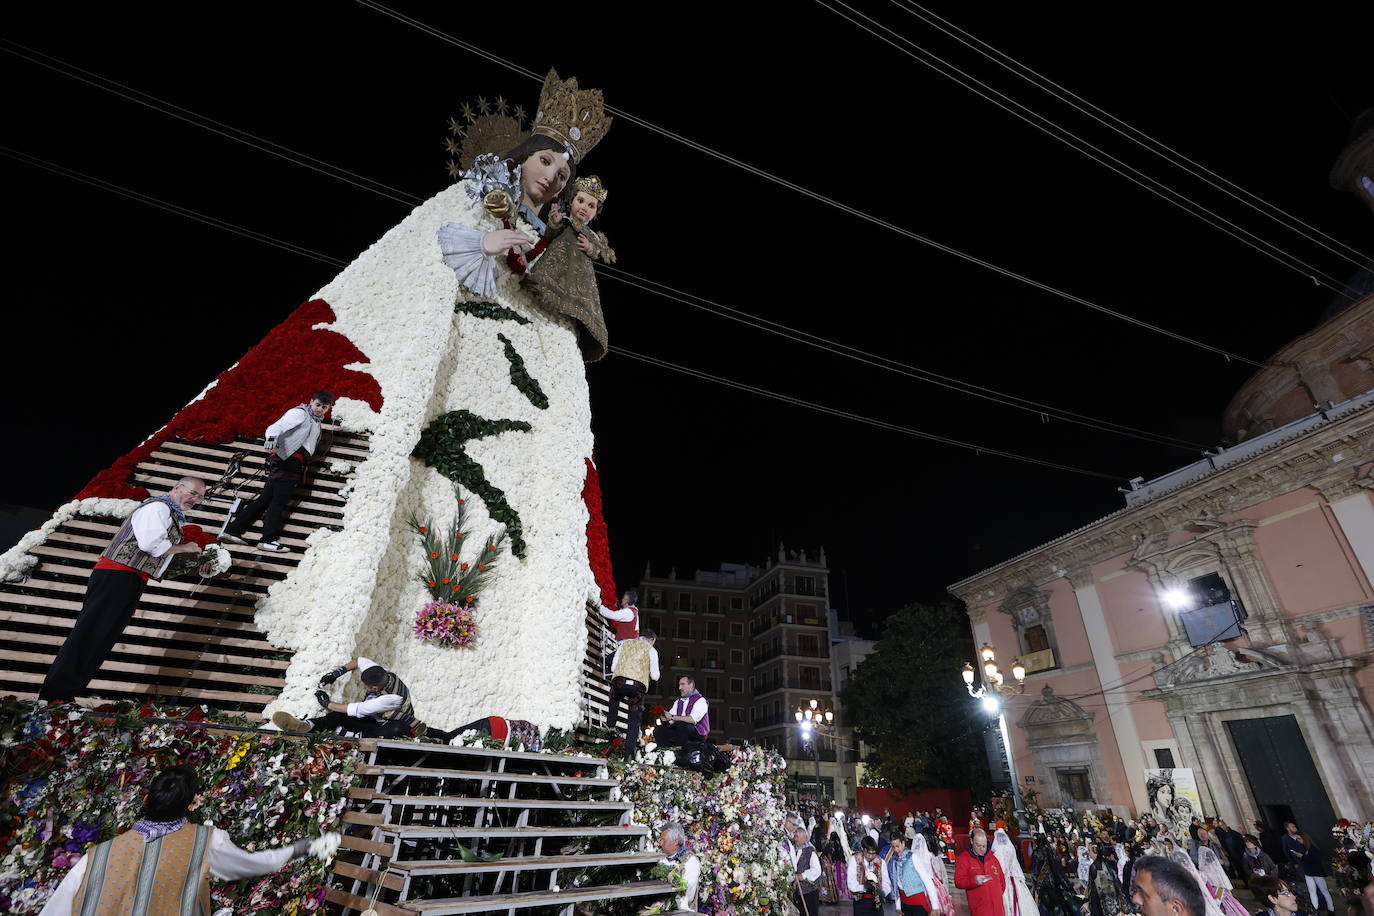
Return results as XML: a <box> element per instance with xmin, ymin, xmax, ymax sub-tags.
<box><xmin>993</xmin><ymin>828</ymin><xmax>1041</xmax><ymax>916</ymax></box>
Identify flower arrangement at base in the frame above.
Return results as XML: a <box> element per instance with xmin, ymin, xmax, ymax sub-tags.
<box><xmin>614</xmin><ymin>743</ymin><xmax>792</xmax><ymax>915</ymax></box>
<box><xmin>409</xmin><ymin>484</ymin><xmax>505</xmax><ymax>649</ymax></box>
<box><xmin>0</xmin><ymin>698</ymin><xmax>359</xmax><ymax>915</ymax></box>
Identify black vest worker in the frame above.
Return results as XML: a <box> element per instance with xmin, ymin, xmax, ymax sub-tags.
<box><xmin>222</xmin><ymin>391</ymin><xmax>333</xmax><ymax>552</ymax></box>
<box><xmin>273</xmin><ymin>657</ymin><xmax>430</xmax><ymax>739</ymax></box>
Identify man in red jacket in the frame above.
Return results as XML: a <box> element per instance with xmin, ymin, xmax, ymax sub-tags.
<box><xmin>955</xmin><ymin>827</ymin><xmax>1007</xmax><ymax>916</ymax></box>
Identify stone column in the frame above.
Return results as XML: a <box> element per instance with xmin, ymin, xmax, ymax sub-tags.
<box><xmin>1068</xmin><ymin>567</ymin><xmax>1151</xmax><ymax>813</ymax></box>
<box><xmin>1214</xmin><ymin>520</ymin><xmax>1291</xmax><ymax>646</ymax></box>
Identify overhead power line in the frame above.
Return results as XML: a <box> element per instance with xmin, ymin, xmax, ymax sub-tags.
<box><xmin>351</xmin><ymin>0</ymin><xmax>1267</xmax><ymax>367</ymax></box>
<box><xmin>2</xmin><ymin>144</ymin><xmax>1127</xmax><ymax>480</ymax></box>
<box><xmin>597</xmin><ymin>263</ymin><xmax>1206</xmax><ymax>451</ymax></box>
<box><xmin>0</xmin><ymin>37</ymin><xmax>421</xmax><ymax>209</ymax></box>
<box><xmin>815</xmin><ymin>0</ymin><xmax>1358</xmax><ymax>299</ymax></box>
<box><xmin>0</xmin><ymin>145</ymin><xmax>348</xmax><ymax>268</ymax></box>
<box><xmin>893</xmin><ymin>0</ymin><xmax>1370</xmax><ymax>270</ymax></box>
<box><xmin>0</xmin><ymin>37</ymin><xmax>1206</xmax><ymax>452</ymax></box>
<box><xmin>613</xmin><ymin>347</ymin><xmax>1126</xmax><ymax>481</ymax></box>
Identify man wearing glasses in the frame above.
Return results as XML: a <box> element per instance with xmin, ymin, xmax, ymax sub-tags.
<box><xmin>39</xmin><ymin>477</ymin><xmax>211</xmax><ymax>702</ymax></box>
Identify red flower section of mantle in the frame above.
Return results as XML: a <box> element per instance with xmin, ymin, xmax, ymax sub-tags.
<box><xmin>75</xmin><ymin>299</ymin><xmax>384</xmax><ymax>501</ymax></box>
<box><xmin>582</xmin><ymin>456</ymin><xmax>617</xmax><ymax>608</ymax></box>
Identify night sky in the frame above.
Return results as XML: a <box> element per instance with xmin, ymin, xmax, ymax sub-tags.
<box><xmin>4</xmin><ymin>3</ymin><xmax>1369</xmax><ymax>632</ymax></box>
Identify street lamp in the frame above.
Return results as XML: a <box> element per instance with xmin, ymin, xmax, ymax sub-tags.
<box><xmin>795</xmin><ymin>699</ymin><xmax>834</xmax><ymax>809</ymax></box>
<box><xmin>962</xmin><ymin>641</ymin><xmax>1026</xmax><ymax>819</ymax></box>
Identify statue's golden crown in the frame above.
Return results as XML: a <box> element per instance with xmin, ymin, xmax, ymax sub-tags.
<box><xmin>572</xmin><ymin>175</ymin><xmax>608</xmax><ymax>204</ymax></box>
<box><xmin>530</xmin><ymin>69</ymin><xmax>612</xmax><ymax>163</ymax></box>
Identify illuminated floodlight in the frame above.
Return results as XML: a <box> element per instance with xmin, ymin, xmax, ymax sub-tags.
<box><xmin>1162</xmin><ymin>589</ymin><xmax>1193</xmax><ymax>611</ymax></box>
<box><xmin>981</xmin><ymin>695</ymin><xmax>1001</xmax><ymax>715</ymax></box>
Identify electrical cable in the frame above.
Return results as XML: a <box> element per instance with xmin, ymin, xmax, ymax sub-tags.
<box><xmin>815</xmin><ymin>0</ymin><xmax>1359</xmax><ymax>300</ymax></box>
<box><xmin>0</xmin><ymin>144</ymin><xmax>1131</xmax><ymax>480</ymax></box>
<box><xmin>892</xmin><ymin>0</ymin><xmax>1371</xmax><ymax>270</ymax></box>
<box><xmin>0</xmin><ymin>37</ymin><xmax>423</xmax><ymax>209</ymax></box>
<box><xmin>598</xmin><ymin>263</ymin><xmax>1207</xmax><ymax>451</ymax></box>
<box><xmin>612</xmin><ymin>346</ymin><xmax>1126</xmax><ymax>480</ymax></box>
<box><xmin>350</xmin><ymin>0</ymin><xmax>1267</xmax><ymax>367</ymax></box>
<box><xmin>0</xmin><ymin>144</ymin><xmax>348</xmax><ymax>268</ymax></box>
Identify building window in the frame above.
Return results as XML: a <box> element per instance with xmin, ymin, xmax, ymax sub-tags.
<box><xmin>729</xmin><ymin>621</ymin><xmax>744</xmax><ymax>638</ymax></box>
<box><xmin>840</xmin><ymin>664</ymin><xmax>851</xmax><ymax>688</ymax></box>
<box><xmin>647</xmin><ymin>615</ymin><xmax>663</xmax><ymax>634</ymax></box>
<box><xmin>648</xmin><ymin>590</ymin><xmax>665</xmax><ymax>609</ymax></box>
<box><xmin>1153</xmin><ymin>747</ymin><xmax>1176</xmax><ymax>768</ymax></box>
<box><xmin>705</xmin><ymin>648</ymin><xmax>719</xmax><ymax>668</ymax></box>
<box><xmin>796</xmin><ymin>634</ymin><xmax>820</xmax><ymax>657</ymax></box>
<box><xmin>676</xmin><ymin>619</ymin><xmax>692</xmax><ymax>640</ymax></box>
<box><xmin>730</xmin><ymin>707</ymin><xmax>745</xmax><ymax>724</ymax></box>
<box><xmin>795</xmin><ymin>575</ymin><xmax>816</xmax><ymax>595</ymax></box>
<box><xmin>730</xmin><ymin>597</ymin><xmax>744</xmax><ymax>610</ymax></box>
<box><xmin>677</xmin><ymin>593</ymin><xmax>692</xmax><ymax>612</ymax></box>
<box><xmin>705</xmin><ymin>621</ymin><xmax>721</xmax><ymax>642</ymax></box>
<box><xmin>704</xmin><ymin>676</ymin><xmax>719</xmax><ymax>696</ymax></box>
<box><xmin>1026</xmin><ymin>625</ymin><xmax>1050</xmax><ymax>653</ymax></box>
<box><xmin>729</xmin><ymin>649</ymin><xmax>744</xmax><ymax>665</ymax></box>
<box><xmin>730</xmin><ymin>677</ymin><xmax>744</xmax><ymax>694</ymax></box>
<box><xmin>708</xmin><ymin>595</ymin><xmax>721</xmax><ymax>613</ymax></box>
<box><xmin>800</xmin><ymin>665</ymin><xmax>822</xmax><ymax>690</ymax></box>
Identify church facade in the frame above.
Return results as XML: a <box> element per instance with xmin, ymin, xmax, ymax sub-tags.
<box><xmin>950</xmin><ymin>122</ymin><xmax>1374</xmax><ymax>831</ymax></box>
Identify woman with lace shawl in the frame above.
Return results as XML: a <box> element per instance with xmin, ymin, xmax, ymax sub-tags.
<box><xmin>1168</xmin><ymin>850</ymin><xmax>1227</xmax><ymax>916</ymax></box>
<box><xmin>1030</xmin><ymin>835</ymin><xmax>1081</xmax><ymax>916</ymax></box>
<box><xmin>993</xmin><ymin>829</ymin><xmax>1042</xmax><ymax>916</ymax></box>
<box><xmin>1087</xmin><ymin>843</ymin><xmax>1128</xmax><ymax>916</ymax></box>
<box><xmin>913</xmin><ymin>833</ymin><xmax>955</xmax><ymax>915</ymax></box>
<box><xmin>1196</xmin><ymin>847</ymin><xmax>1249</xmax><ymax>916</ymax></box>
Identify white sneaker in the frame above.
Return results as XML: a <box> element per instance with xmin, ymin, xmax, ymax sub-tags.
<box><xmin>258</xmin><ymin>541</ymin><xmax>289</xmax><ymax>552</ymax></box>
<box><xmin>219</xmin><ymin>533</ymin><xmax>246</xmax><ymax>545</ymax></box>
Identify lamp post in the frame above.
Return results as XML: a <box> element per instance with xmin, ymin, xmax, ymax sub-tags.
<box><xmin>961</xmin><ymin>643</ymin><xmax>1026</xmax><ymax>816</ymax></box>
<box><xmin>794</xmin><ymin>699</ymin><xmax>833</xmax><ymax>809</ymax></box>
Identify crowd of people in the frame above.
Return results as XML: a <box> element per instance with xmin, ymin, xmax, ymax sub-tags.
<box><xmin>766</xmin><ymin>802</ymin><xmax>1374</xmax><ymax>916</ymax></box>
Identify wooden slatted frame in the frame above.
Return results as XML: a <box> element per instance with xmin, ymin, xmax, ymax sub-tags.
<box><xmin>0</xmin><ymin>422</ymin><xmax>367</xmax><ymax>713</ymax></box>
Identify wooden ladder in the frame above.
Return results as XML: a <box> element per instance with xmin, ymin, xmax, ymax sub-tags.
<box><xmin>327</xmin><ymin>738</ymin><xmax>674</xmax><ymax>916</ymax></box>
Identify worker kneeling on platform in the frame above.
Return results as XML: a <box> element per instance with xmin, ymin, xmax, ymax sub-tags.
<box><xmin>273</xmin><ymin>657</ymin><xmax>536</xmax><ymax>746</ymax></box>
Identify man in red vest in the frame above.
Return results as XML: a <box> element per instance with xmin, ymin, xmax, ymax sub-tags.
<box><xmin>956</xmin><ymin>827</ymin><xmax>1007</xmax><ymax>916</ymax></box>
<box><xmin>589</xmin><ymin>589</ymin><xmax>640</xmax><ymax>673</ymax></box>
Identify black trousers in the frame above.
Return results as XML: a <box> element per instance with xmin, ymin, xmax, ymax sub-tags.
<box><xmin>227</xmin><ymin>456</ymin><xmax>304</xmax><ymax>541</ymax></box>
<box><xmin>607</xmin><ymin>676</ymin><xmax>646</xmax><ymax>759</ymax></box>
<box><xmin>309</xmin><ymin>711</ymin><xmax>414</xmax><ymax>738</ymax></box>
<box><xmin>901</xmin><ymin>903</ymin><xmax>929</xmax><ymax>916</ymax></box>
<box><xmin>426</xmin><ymin>717</ymin><xmax>497</xmax><ymax>743</ymax></box>
<box><xmin>653</xmin><ymin>720</ymin><xmax>700</xmax><ymax>747</ymax></box>
<box><xmin>852</xmin><ymin>897</ymin><xmax>881</xmax><ymax>916</ymax></box>
<box><xmin>792</xmin><ymin>888</ymin><xmax>820</xmax><ymax>916</ymax></box>
<box><xmin>40</xmin><ymin>568</ymin><xmax>147</xmax><ymax>701</ymax></box>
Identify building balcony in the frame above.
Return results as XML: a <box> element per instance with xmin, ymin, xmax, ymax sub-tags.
<box><xmin>753</xmin><ymin>677</ymin><xmax>833</xmax><ymax>696</ymax></box>
<box><xmin>1021</xmin><ymin>647</ymin><xmax>1056</xmax><ymax>675</ymax></box>
<box><xmin>749</xmin><ymin>614</ymin><xmax>827</xmax><ymax>637</ymax></box>
<box><xmin>787</xmin><ymin>748</ymin><xmax>838</xmax><ymax>763</ymax></box>
<box><xmin>752</xmin><ymin>642</ymin><xmax>829</xmax><ymax>663</ymax></box>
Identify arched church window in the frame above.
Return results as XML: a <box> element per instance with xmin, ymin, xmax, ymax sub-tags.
<box><xmin>1025</xmin><ymin>625</ymin><xmax>1050</xmax><ymax>653</ymax></box>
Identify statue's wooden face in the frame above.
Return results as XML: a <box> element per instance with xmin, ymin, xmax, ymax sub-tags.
<box><xmin>521</xmin><ymin>149</ymin><xmax>570</xmax><ymax>207</ymax></box>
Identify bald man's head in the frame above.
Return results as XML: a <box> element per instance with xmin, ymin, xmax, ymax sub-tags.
<box><xmin>169</xmin><ymin>477</ymin><xmax>207</xmax><ymax>509</ymax></box>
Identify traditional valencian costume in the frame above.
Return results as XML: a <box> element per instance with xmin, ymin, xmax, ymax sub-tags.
<box><xmin>39</xmin><ymin>492</ymin><xmax>216</xmax><ymax>701</ymax></box>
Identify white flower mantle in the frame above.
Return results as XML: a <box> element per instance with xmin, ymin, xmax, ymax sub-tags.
<box><xmin>256</xmin><ymin>180</ymin><xmax>600</xmax><ymax>732</ymax></box>
<box><xmin>0</xmin><ymin>498</ymin><xmax>139</xmax><ymax>583</ymax></box>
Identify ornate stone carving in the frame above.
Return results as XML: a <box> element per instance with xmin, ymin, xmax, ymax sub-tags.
<box><xmin>1019</xmin><ymin>685</ymin><xmax>1093</xmax><ymax>727</ymax></box>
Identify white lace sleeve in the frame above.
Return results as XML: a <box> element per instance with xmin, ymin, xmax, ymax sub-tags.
<box><xmin>438</xmin><ymin>223</ymin><xmax>497</xmax><ymax>297</ymax></box>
